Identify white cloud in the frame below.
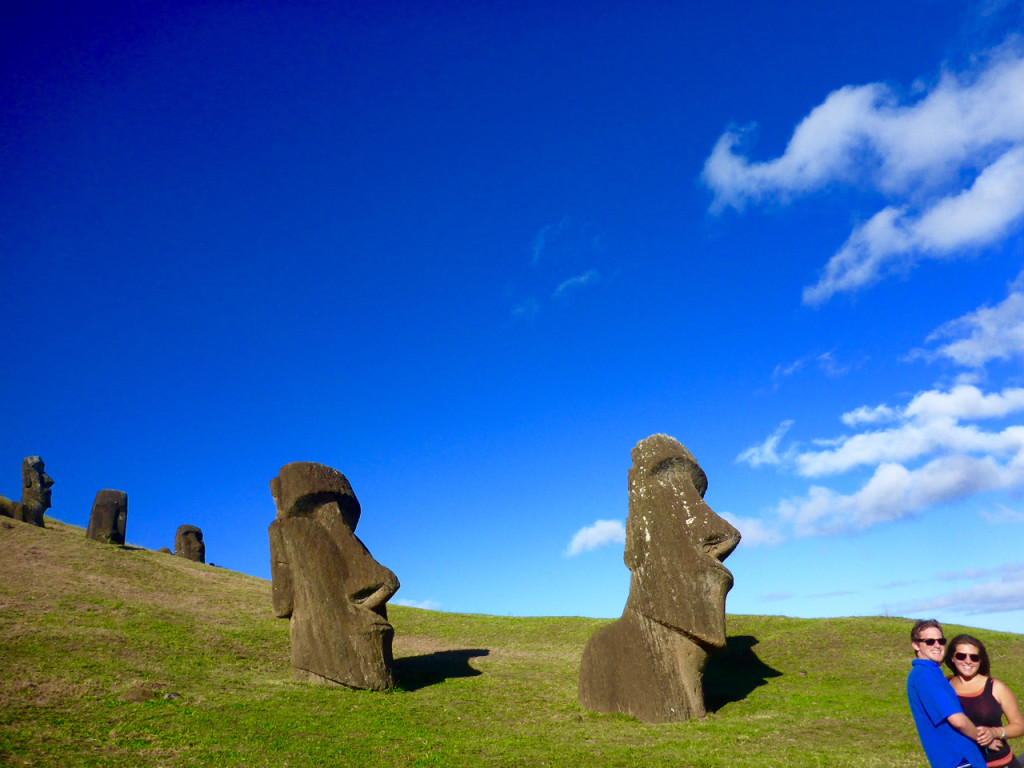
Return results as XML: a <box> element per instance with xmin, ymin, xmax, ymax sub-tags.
<box><xmin>904</xmin><ymin>384</ymin><xmax>1024</xmax><ymax>420</ymax></box>
<box><xmin>721</xmin><ymin>512</ymin><xmax>784</xmax><ymax>547</ymax></box>
<box><xmin>923</xmin><ymin>278</ymin><xmax>1024</xmax><ymax>367</ymax></box>
<box><xmin>737</xmin><ymin>420</ymin><xmax>794</xmax><ymax>467</ymax></box>
<box><xmin>511</xmin><ymin>297</ymin><xmax>540</xmax><ymax>322</ymax></box>
<box><xmin>566</xmin><ymin>519</ymin><xmax>625</xmax><ymax>556</ymax></box>
<box><xmin>760</xmin><ymin>591</ymin><xmax>796</xmax><ymax>602</ymax></box>
<box><xmin>794</xmin><ymin>385</ymin><xmax>1024</xmax><ymax>477</ymax></box>
<box><xmin>553</xmin><ymin>269</ymin><xmax>599</xmax><ymax>297</ymax></box>
<box><xmin>738</xmin><ymin>381</ymin><xmax>1024</xmax><ymax>540</ymax></box>
<box><xmin>980</xmin><ymin>504</ymin><xmax>1024</xmax><ymax>522</ymax></box>
<box><xmin>772</xmin><ymin>350</ymin><xmax>856</xmax><ymax>384</ymax></box>
<box><xmin>531</xmin><ymin>216</ymin><xmax>569</xmax><ymax>266</ymax></box>
<box><xmin>802</xmin><ymin>147</ymin><xmax>1024</xmax><ymax>304</ymax></box>
<box><xmin>778</xmin><ymin>454</ymin><xmax>1008</xmax><ymax>536</ymax></box>
<box><xmin>772</xmin><ymin>358</ymin><xmax>805</xmax><ymax>381</ymax></box>
<box><xmin>393</xmin><ymin>598</ymin><xmax>441</xmax><ymax>610</ymax></box>
<box><xmin>841</xmin><ymin>404</ymin><xmax>899</xmax><ymax>427</ymax></box>
<box><xmin>900</xmin><ymin>574</ymin><xmax>1024</xmax><ymax>615</ymax></box>
<box><xmin>702</xmin><ymin>40</ymin><xmax>1024</xmax><ymax>304</ymax></box>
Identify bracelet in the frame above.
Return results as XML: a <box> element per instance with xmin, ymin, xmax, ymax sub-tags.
<box><xmin>1002</xmin><ymin>727</ymin><xmax>1007</xmax><ymax>739</ymax></box>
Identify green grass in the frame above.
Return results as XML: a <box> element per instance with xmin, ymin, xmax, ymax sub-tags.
<box><xmin>1</xmin><ymin>517</ymin><xmax>1021</xmax><ymax>767</ymax></box>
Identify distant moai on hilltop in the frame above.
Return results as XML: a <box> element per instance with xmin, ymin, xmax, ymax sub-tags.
<box><xmin>86</xmin><ymin>490</ymin><xmax>128</xmax><ymax>545</ymax></box>
<box><xmin>268</xmin><ymin>461</ymin><xmax>400</xmax><ymax>690</ymax></box>
<box><xmin>174</xmin><ymin>525</ymin><xmax>206</xmax><ymax>563</ymax></box>
<box><xmin>577</xmin><ymin>434</ymin><xmax>741</xmax><ymax>723</ymax></box>
<box><xmin>0</xmin><ymin>456</ymin><xmax>54</xmax><ymax>528</ymax></box>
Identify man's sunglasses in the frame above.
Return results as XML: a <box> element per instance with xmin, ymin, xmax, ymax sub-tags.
<box><xmin>954</xmin><ymin>652</ymin><xmax>981</xmax><ymax>662</ymax></box>
<box><xmin>916</xmin><ymin>637</ymin><xmax>947</xmax><ymax>646</ymax></box>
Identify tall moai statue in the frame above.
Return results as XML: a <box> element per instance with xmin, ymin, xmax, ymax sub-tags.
<box><xmin>268</xmin><ymin>461</ymin><xmax>400</xmax><ymax>690</ymax></box>
<box><xmin>174</xmin><ymin>525</ymin><xmax>206</xmax><ymax>563</ymax></box>
<box><xmin>86</xmin><ymin>490</ymin><xmax>128</xmax><ymax>545</ymax></box>
<box><xmin>0</xmin><ymin>456</ymin><xmax>54</xmax><ymax>527</ymax></box>
<box><xmin>578</xmin><ymin>434</ymin><xmax>741</xmax><ymax>723</ymax></box>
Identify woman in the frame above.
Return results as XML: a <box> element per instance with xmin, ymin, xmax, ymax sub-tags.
<box><xmin>944</xmin><ymin>634</ymin><xmax>1024</xmax><ymax>768</ymax></box>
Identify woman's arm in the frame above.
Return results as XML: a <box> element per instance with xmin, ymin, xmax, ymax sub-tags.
<box><xmin>993</xmin><ymin>679</ymin><xmax>1024</xmax><ymax>740</ymax></box>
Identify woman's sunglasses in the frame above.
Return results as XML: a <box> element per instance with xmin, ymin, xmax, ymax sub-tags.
<box><xmin>954</xmin><ymin>652</ymin><xmax>981</xmax><ymax>662</ymax></box>
<box><xmin>917</xmin><ymin>637</ymin><xmax>947</xmax><ymax>646</ymax></box>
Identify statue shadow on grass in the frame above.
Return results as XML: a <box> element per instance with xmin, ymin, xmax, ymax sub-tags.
<box><xmin>702</xmin><ymin>635</ymin><xmax>782</xmax><ymax>713</ymax></box>
<box><xmin>393</xmin><ymin>648</ymin><xmax>490</xmax><ymax>692</ymax></box>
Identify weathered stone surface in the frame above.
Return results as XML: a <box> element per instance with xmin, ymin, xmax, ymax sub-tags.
<box><xmin>578</xmin><ymin>434</ymin><xmax>741</xmax><ymax>723</ymax></box>
<box><xmin>268</xmin><ymin>461</ymin><xmax>400</xmax><ymax>690</ymax></box>
<box><xmin>157</xmin><ymin>546</ymin><xmax>172</xmax><ymax>554</ymax></box>
<box><xmin>174</xmin><ymin>525</ymin><xmax>205</xmax><ymax>563</ymax></box>
<box><xmin>0</xmin><ymin>456</ymin><xmax>54</xmax><ymax>528</ymax></box>
<box><xmin>86</xmin><ymin>490</ymin><xmax>128</xmax><ymax>545</ymax></box>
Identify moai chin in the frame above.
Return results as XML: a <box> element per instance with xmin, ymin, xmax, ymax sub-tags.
<box><xmin>268</xmin><ymin>461</ymin><xmax>400</xmax><ymax>690</ymax></box>
<box><xmin>0</xmin><ymin>457</ymin><xmax>54</xmax><ymax>528</ymax></box>
<box><xmin>174</xmin><ymin>525</ymin><xmax>206</xmax><ymax>563</ymax></box>
<box><xmin>577</xmin><ymin>434</ymin><xmax>741</xmax><ymax>723</ymax></box>
<box><xmin>86</xmin><ymin>490</ymin><xmax>128</xmax><ymax>545</ymax></box>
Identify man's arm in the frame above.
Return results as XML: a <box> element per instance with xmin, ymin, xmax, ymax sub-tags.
<box><xmin>947</xmin><ymin>712</ymin><xmax>978</xmax><ymax>742</ymax></box>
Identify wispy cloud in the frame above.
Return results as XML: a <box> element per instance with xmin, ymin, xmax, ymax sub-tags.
<box><xmin>771</xmin><ymin>350</ymin><xmax>858</xmax><ymax>386</ymax></box>
<box><xmin>511</xmin><ymin>297</ymin><xmax>541</xmax><ymax>323</ymax></box>
<box><xmin>841</xmin><ymin>404</ymin><xmax>899</xmax><ymax>427</ymax></box>
<box><xmin>760</xmin><ymin>591</ymin><xmax>796</xmax><ymax>602</ymax></box>
<box><xmin>980</xmin><ymin>503</ymin><xmax>1024</xmax><ymax>522</ymax></box>
<box><xmin>393</xmin><ymin>598</ymin><xmax>442</xmax><ymax>610</ymax></box>
<box><xmin>566</xmin><ymin>519</ymin><xmax>625</xmax><ymax>556</ymax></box>
<box><xmin>702</xmin><ymin>39</ymin><xmax>1024</xmax><ymax>304</ymax></box>
<box><xmin>722</xmin><ymin>512</ymin><xmax>784</xmax><ymax>546</ymax></box>
<box><xmin>512</xmin><ymin>219</ymin><xmax>604</xmax><ymax>320</ymax></box>
<box><xmin>793</xmin><ymin>384</ymin><xmax>1024</xmax><ymax>477</ymax></box>
<box><xmin>553</xmin><ymin>269</ymin><xmax>599</xmax><ymax>298</ymax></box>
<box><xmin>531</xmin><ymin>216</ymin><xmax>570</xmax><ymax>267</ymax></box>
<box><xmin>737</xmin><ymin>420</ymin><xmax>794</xmax><ymax>467</ymax></box>
<box><xmin>899</xmin><ymin>566</ymin><xmax>1024</xmax><ymax>616</ymax></box>
<box><xmin>915</xmin><ymin>271</ymin><xmax>1024</xmax><ymax>367</ymax></box>
<box><xmin>736</xmin><ymin>382</ymin><xmax>1024</xmax><ymax>542</ymax></box>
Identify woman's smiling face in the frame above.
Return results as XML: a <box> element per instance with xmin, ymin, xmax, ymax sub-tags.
<box><xmin>953</xmin><ymin>643</ymin><xmax>982</xmax><ymax>678</ymax></box>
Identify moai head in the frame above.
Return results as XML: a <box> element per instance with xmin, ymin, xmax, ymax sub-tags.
<box><xmin>624</xmin><ymin>434</ymin><xmax>740</xmax><ymax>649</ymax></box>
<box><xmin>175</xmin><ymin>525</ymin><xmax>206</xmax><ymax>563</ymax></box>
<box><xmin>271</xmin><ymin>461</ymin><xmax>362</xmax><ymax>531</ymax></box>
<box><xmin>86</xmin><ymin>490</ymin><xmax>128</xmax><ymax>545</ymax></box>
<box><xmin>269</xmin><ymin>461</ymin><xmax>400</xmax><ymax>689</ymax></box>
<box><xmin>20</xmin><ymin>456</ymin><xmax>54</xmax><ymax>526</ymax></box>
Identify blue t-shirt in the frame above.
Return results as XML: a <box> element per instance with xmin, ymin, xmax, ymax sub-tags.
<box><xmin>907</xmin><ymin>658</ymin><xmax>987</xmax><ymax>768</ymax></box>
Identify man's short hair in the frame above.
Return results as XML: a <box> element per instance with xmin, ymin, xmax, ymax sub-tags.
<box><xmin>911</xmin><ymin>618</ymin><xmax>943</xmax><ymax>643</ymax></box>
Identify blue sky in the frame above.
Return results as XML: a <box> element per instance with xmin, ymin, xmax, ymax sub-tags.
<box><xmin>4</xmin><ymin>0</ymin><xmax>1024</xmax><ymax>635</ymax></box>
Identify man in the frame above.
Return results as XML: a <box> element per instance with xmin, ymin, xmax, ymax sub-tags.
<box><xmin>907</xmin><ymin>619</ymin><xmax>987</xmax><ymax>768</ymax></box>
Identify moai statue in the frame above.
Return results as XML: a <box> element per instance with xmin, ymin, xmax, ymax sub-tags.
<box><xmin>268</xmin><ymin>461</ymin><xmax>400</xmax><ymax>690</ymax></box>
<box><xmin>578</xmin><ymin>434</ymin><xmax>741</xmax><ymax>723</ymax></box>
<box><xmin>174</xmin><ymin>525</ymin><xmax>206</xmax><ymax>563</ymax></box>
<box><xmin>86</xmin><ymin>490</ymin><xmax>128</xmax><ymax>545</ymax></box>
<box><xmin>0</xmin><ymin>456</ymin><xmax>54</xmax><ymax>527</ymax></box>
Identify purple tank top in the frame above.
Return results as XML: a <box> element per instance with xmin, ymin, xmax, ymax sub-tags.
<box><xmin>958</xmin><ymin>678</ymin><xmax>1011</xmax><ymax>765</ymax></box>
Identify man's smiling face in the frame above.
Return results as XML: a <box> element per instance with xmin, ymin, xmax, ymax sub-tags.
<box><xmin>912</xmin><ymin>625</ymin><xmax>947</xmax><ymax>662</ymax></box>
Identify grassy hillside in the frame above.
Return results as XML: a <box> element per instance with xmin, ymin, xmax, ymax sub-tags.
<box><xmin>1</xmin><ymin>518</ymin><xmax>1021</xmax><ymax>767</ymax></box>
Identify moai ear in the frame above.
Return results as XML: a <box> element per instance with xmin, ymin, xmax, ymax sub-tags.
<box><xmin>269</xmin><ymin>476</ymin><xmax>282</xmax><ymax>515</ymax></box>
<box><xmin>623</xmin><ymin>520</ymin><xmax>643</xmax><ymax>570</ymax></box>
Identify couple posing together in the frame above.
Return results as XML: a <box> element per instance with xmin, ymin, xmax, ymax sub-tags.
<box><xmin>908</xmin><ymin>619</ymin><xmax>1023</xmax><ymax>768</ymax></box>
